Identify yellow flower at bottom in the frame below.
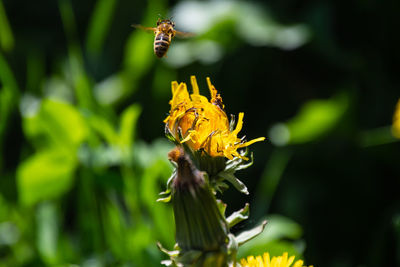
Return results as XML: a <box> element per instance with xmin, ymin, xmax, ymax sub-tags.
<box><xmin>240</xmin><ymin>252</ymin><xmax>312</xmax><ymax>267</ymax></box>
<box><xmin>392</xmin><ymin>99</ymin><xmax>400</xmax><ymax>138</ymax></box>
<box><xmin>164</xmin><ymin>76</ymin><xmax>265</xmax><ymax>160</ymax></box>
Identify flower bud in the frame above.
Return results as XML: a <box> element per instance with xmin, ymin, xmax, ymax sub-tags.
<box><xmin>169</xmin><ymin>147</ymin><xmax>229</xmax><ymax>252</ymax></box>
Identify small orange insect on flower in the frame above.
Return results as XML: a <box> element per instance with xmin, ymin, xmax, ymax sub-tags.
<box><xmin>164</xmin><ymin>76</ymin><xmax>265</xmax><ymax>160</ymax></box>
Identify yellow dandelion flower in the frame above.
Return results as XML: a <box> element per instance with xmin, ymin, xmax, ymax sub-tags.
<box><xmin>392</xmin><ymin>99</ymin><xmax>400</xmax><ymax>138</ymax></box>
<box><xmin>164</xmin><ymin>76</ymin><xmax>265</xmax><ymax>160</ymax></box>
<box><xmin>240</xmin><ymin>252</ymin><xmax>312</xmax><ymax>267</ymax></box>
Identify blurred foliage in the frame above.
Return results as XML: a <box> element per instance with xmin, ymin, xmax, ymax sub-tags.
<box><xmin>0</xmin><ymin>0</ymin><xmax>399</xmax><ymax>266</ymax></box>
<box><xmin>237</xmin><ymin>215</ymin><xmax>304</xmax><ymax>260</ymax></box>
<box><xmin>269</xmin><ymin>92</ymin><xmax>349</xmax><ymax>146</ymax></box>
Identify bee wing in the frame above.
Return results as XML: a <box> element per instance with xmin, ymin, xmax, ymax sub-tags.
<box><xmin>174</xmin><ymin>30</ymin><xmax>196</xmax><ymax>38</ymax></box>
<box><xmin>131</xmin><ymin>24</ymin><xmax>157</xmax><ymax>33</ymax></box>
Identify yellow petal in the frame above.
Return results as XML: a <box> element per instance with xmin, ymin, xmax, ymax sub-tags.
<box><xmin>171</xmin><ymin>81</ymin><xmax>179</xmax><ymax>94</ymax></box>
<box><xmin>165</xmin><ymin>76</ymin><xmax>264</xmax><ymax>160</ymax></box>
<box><xmin>232</xmin><ymin>112</ymin><xmax>244</xmax><ymax>136</ymax></box>
<box><xmin>292</xmin><ymin>260</ymin><xmax>304</xmax><ymax>267</ymax></box>
<box><xmin>206</xmin><ymin>77</ymin><xmax>216</xmax><ymax>98</ymax></box>
<box><xmin>239</xmin><ymin>137</ymin><xmax>266</xmax><ymax>148</ymax></box>
<box><xmin>263</xmin><ymin>252</ymin><xmax>271</xmax><ymax>267</ymax></box>
<box><xmin>191</xmin><ymin>75</ymin><xmax>200</xmax><ymax>95</ymax></box>
<box><xmin>287</xmin><ymin>256</ymin><xmax>295</xmax><ymax>267</ymax></box>
<box><xmin>241</xmin><ymin>259</ymin><xmax>249</xmax><ymax>266</ymax></box>
<box><xmin>170</xmin><ymin>83</ymin><xmax>190</xmax><ymax>109</ymax></box>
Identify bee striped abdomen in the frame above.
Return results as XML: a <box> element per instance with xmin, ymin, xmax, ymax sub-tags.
<box><xmin>154</xmin><ymin>33</ymin><xmax>170</xmax><ymax>58</ymax></box>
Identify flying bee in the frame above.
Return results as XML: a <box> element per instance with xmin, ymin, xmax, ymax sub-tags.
<box><xmin>132</xmin><ymin>18</ymin><xmax>194</xmax><ymax>58</ymax></box>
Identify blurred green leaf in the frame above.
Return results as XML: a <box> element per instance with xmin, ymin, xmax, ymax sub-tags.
<box><xmin>58</xmin><ymin>0</ymin><xmax>77</xmax><ymax>45</ymax></box>
<box><xmin>119</xmin><ymin>104</ymin><xmax>141</xmax><ymax>148</ymax></box>
<box><xmin>167</xmin><ymin>1</ymin><xmax>310</xmax><ymax>67</ymax></box>
<box><xmin>83</xmin><ymin>104</ymin><xmax>141</xmax><ymax>166</ymax></box>
<box><xmin>93</xmin><ymin>73</ymin><xmax>125</xmax><ymax>105</ymax></box>
<box><xmin>126</xmin><ymin>221</ymin><xmax>159</xmax><ymax>266</ymax></box>
<box><xmin>18</xmin><ymin>99</ymin><xmax>87</xmax><ymax>206</ymax></box>
<box><xmin>59</xmin><ymin>0</ymin><xmax>96</xmax><ymax>110</ymax></box>
<box><xmin>133</xmin><ymin>139</ymin><xmax>174</xmax><ymax>168</ymax></box>
<box><xmin>123</xmin><ymin>31</ymin><xmax>154</xmax><ymax>81</ymax></box>
<box><xmin>68</xmin><ymin>54</ymin><xmax>96</xmax><ymax>110</ymax></box>
<box><xmin>238</xmin><ymin>215</ymin><xmax>303</xmax><ymax>259</ymax></box>
<box><xmin>23</xmin><ymin>99</ymin><xmax>89</xmax><ymax>149</ymax></box>
<box><xmin>270</xmin><ymin>92</ymin><xmax>349</xmax><ymax>145</ymax></box>
<box><xmin>26</xmin><ymin>51</ymin><xmax>45</xmax><ymax>93</ymax></box>
<box><xmin>259</xmin><ymin>215</ymin><xmax>302</xmax><ymax>241</ymax></box>
<box><xmin>0</xmin><ymin>52</ymin><xmax>18</xmax><ymax>92</ymax></box>
<box><xmin>236</xmin><ymin>220</ymin><xmax>267</xmax><ymax>246</ymax></box>
<box><xmin>0</xmin><ymin>86</ymin><xmax>13</xmax><ymax>138</ymax></box>
<box><xmin>0</xmin><ymin>0</ymin><xmax>14</xmax><ymax>52</ymax></box>
<box><xmin>86</xmin><ymin>0</ymin><xmax>117</xmax><ymax>55</ymax></box>
<box><xmin>17</xmin><ymin>149</ymin><xmax>77</xmax><ymax>206</ymax></box>
<box><xmin>87</xmin><ymin>114</ymin><xmax>119</xmax><ymax>145</ymax></box>
<box><xmin>0</xmin><ymin>221</ymin><xmax>19</xmax><ymax>246</ymax></box>
<box><xmin>253</xmin><ymin>148</ymin><xmax>292</xmax><ymax>218</ymax></box>
<box><xmin>141</xmin><ymin>159</ymin><xmax>174</xmax><ymax>245</ymax></box>
<box><xmin>102</xmin><ymin>200</ymin><xmax>129</xmax><ymax>260</ymax></box>
<box><xmin>235</xmin><ymin>3</ymin><xmax>309</xmax><ymax>49</ymax></box>
<box><xmin>135</xmin><ymin>139</ymin><xmax>174</xmax><ymax>245</ymax></box>
<box><xmin>359</xmin><ymin>126</ymin><xmax>398</xmax><ymax>147</ymax></box>
<box><xmin>37</xmin><ymin>202</ymin><xmax>59</xmax><ymax>264</ymax></box>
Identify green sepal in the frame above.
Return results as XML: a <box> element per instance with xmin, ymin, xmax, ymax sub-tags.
<box><xmin>157</xmin><ymin>171</ymin><xmax>176</xmax><ymax>202</ymax></box>
<box><xmin>235</xmin><ymin>220</ymin><xmax>268</xmax><ymax>246</ymax></box>
<box><xmin>158</xmin><ymin>242</ymin><xmax>180</xmax><ymax>257</ymax></box>
<box><xmin>159</xmin><ymin>188</ymin><xmax>171</xmax><ymax>196</ymax></box>
<box><xmin>193</xmin><ymin>151</ymin><xmax>226</xmax><ymax>177</ymax></box>
<box><xmin>159</xmin><ymin>240</ymin><xmax>238</xmax><ymax>267</ymax></box>
<box><xmin>213</xmin><ymin>181</ymin><xmax>229</xmax><ymax>194</ymax></box>
<box><xmin>158</xmin><ymin>242</ymin><xmax>180</xmax><ymax>266</ymax></box>
<box><xmin>170</xmin><ymin>249</ymin><xmax>232</xmax><ymax>267</ymax></box>
<box><xmin>225</xmin><ymin>150</ymin><xmax>253</xmax><ymax>172</ymax></box>
<box><xmin>216</xmin><ymin>199</ymin><xmax>227</xmax><ymax>217</ymax></box>
<box><xmin>227</xmin><ymin>203</ymin><xmax>249</xmax><ymax>228</ymax></box>
<box><xmin>157</xmin><ymin>194</ymin><xmax>172</xmax><ymax>203</ymax></box>
<box><xmin>227</xmin><ymin>233</ymin><xmax>239</xmax><ymax>266</ymax></box>
<box><xmin>229</xmin><ymin>114</ymin><xmax>236</xmax><ymax>132</ymax></box>
<box><xmin>217</xmin><ymin>172</ymin><xmax>249</xmax><ymax>195</ymax></box>
<box><xmin>160</xmin><ymin>260</ymin><xmax>173</xmax><ymax>266</ymax></box>
<box><xmin>165</xmin><ymin>124</ymin><xmax>180</xmax><ymax>144</ymax></box>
